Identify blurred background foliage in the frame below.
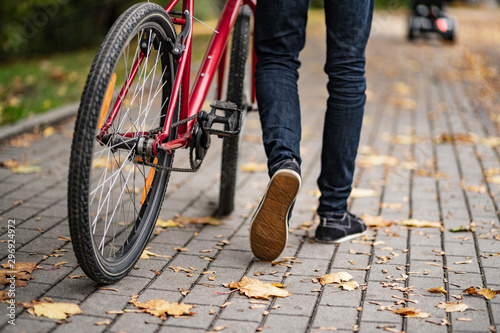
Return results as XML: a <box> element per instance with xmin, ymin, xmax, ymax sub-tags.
<box><xmin>0</xmin><ymin>0</ymin><xmax>227</xmax><ymax>62</ymax></box>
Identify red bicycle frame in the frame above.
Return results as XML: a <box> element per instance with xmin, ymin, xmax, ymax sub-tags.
<box><xmin>101</xmin><ymin>0</ymin><xmax>256</xmax><ymax>154</ymax></box>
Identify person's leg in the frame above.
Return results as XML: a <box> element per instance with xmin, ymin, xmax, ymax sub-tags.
<box><xmin>250</xmin><ymin>0</ymin><xmax>310</xmax><ymax>261</ymax></box>
<box><xmin>315</xmin><ymin>0</ymin><xmax>374</xmax><ymax>243</ymax></box>
<box><xmin>254</xmin><ymin>0</ymin><xmax>311</xmax><ymax>176</ymax></box>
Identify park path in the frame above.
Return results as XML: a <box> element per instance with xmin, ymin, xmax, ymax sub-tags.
<box><xmin>1</xmin><ymin>6</ymin><xmax>499</xmax><ymax>333</ymax></box>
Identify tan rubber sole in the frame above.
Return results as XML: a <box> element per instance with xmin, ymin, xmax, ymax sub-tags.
<box><xmin>250</xmin><ymin>169</ymin><xmax>301</xmax><ymax>261</ymax></box>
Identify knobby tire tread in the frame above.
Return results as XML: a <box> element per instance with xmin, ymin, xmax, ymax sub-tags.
<box><xmin>68</xmin><ymin>3</ymin><xmax>177</xmax><ymax>284</ymax></box>
<box><xmin>218</xmin><ymin>6</ymin><xmax>252</xmax><ymax>216</ymax></box>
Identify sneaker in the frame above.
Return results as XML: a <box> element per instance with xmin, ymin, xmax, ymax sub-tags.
<box><xmin>250</xmin><ymin>160</ymin><xmax>301</xmax><ymax>261</ymax></box>
<box><xmin>315</xmin><ymin>212</ymin><xmax>368</xmax><ymax>243</ymax></box>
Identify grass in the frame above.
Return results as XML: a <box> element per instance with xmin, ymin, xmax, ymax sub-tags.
<box><xmin>0</xmin><ymin>50</ymin><xmax>96</xmax><ymax>126</ymax></box>
<box><xmin>0</xmin><ymin>18</ymin><xmax>217</xmax><ymax>127</ymax></box>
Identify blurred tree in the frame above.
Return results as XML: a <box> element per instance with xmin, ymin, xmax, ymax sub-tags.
<box><xmin>0</xmin><ymin>0</ymin><xmax>222</xmax><ymax>61</ymax></box>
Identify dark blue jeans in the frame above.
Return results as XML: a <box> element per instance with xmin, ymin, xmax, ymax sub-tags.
<box><xmin>254</xmin><ymin>0</ymin><xmax>374</xmax><ymax>215</ymax></box>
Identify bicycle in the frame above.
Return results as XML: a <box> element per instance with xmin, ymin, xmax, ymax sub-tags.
<box><xmin>67</xmin><ymin>0</ymin><xmax>256</xmax><ymax>284</ymax></box>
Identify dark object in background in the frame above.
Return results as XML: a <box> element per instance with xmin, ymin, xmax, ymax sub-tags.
<box><xmin>408</xmin><ymin>0</ymin><xmax>456</xmax><ymax>42</ymax></box>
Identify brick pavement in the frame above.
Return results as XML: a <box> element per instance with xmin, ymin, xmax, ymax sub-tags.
<box><xmin>1</xmin><ymin>7</ymin><xmax>499</xmax><ymax>333</ymax></box>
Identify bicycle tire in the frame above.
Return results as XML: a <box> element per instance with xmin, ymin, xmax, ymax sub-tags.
<box><xmin>68</xmin><ymin>3</ymin><xmax>179</xmax><ymax>284</ymax></box>
<box><xmin>217</xmin><ymin>5</ymin><xmax>252</xmax><ymax>216</ymax></box>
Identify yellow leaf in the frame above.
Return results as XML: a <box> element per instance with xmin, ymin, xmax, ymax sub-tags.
<box><xmin>156</xmin><ymin>219</ymin><xmax>179</xmax><ymax>228</ymax></box>
<box><xmin>360</xmin><ymin>214</ymin><xmax>393</xmax><ymax>229</ymax></box>
<box><xmin>11</xmin><ymin>165</ymin><xmax>42</xmax><ymax>174</ymax></box>
<box><xmin>239</xmin><ymin>162</ymin><xmax>267</xmax><ymax>173</ymax></box>
<box><xmin>436</xmin><ymin>302</ymin><xmax>470</xmax><ymax>312</ymax></box>
<box><xmin>133</xmin><ymin>299</ymin><xmax>195</xmax><ymax>319</ymax></box>
<box><xmin>33</xmin><ymin>302</ymin><xmax>82</xmax><ymax>320</ymax></box>
<box><xmin>140</xmin><ymin>249</ymin><xmax>170</xmax><ymax>260</ymax></box>
<box><xmin>396</xmin><ymin>219</ymin><xmax>442</xmax><ymax>229</ymax></box>
<box><xmin>350</xmin><ymin>188</ymin><xmax>377</xmax><ymax>198</ymax></box>
<box><xmin>319</xmin><ymin>272</ymin><xmax>355</xmax><ymax>285</ymax></box>
<box><xmin>42</xmin><ymin>127</ymin><xmax>55</xmax><ymax>138</ymax></box>
<box><xmin>481</xmin><ymin>136</ymin><xmax>500</xmax><ymax>148</ymax></box>
<box><xmin>174</xmin><ymin>215</ymin><xmax>222</xmax><ymax>226</ymax></box>
<box><xmin>229</xmin><ymin>276</ymin><xmax>292</xmax><ymax>299</ymax></box>
<box><xmin>339</xmin><ymin>280</ymin><xmax>359</xmax><ymax>291</ymax></box>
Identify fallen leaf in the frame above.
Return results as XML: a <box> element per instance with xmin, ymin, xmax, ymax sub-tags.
<box><xmin>361</xmin><ymin>214</ymin><xmax>393</xmax><ymax>229</ymax></box>
<box><xmin>94</xmin><ymin>319</ymin><xmax>111</xmax><ymax>326</ymax></box>
<box><xmin>212</xmin><ymin>325</ymin><xmax>227</xmax><ymax>331</ymax></box>
<box><xmin>397</xmin><ymin>219</ymin><xmax>442</xmax><ymax>230</ymax></box>
<box><xmin>11</xmin><ymin>165</ymin><xmax>42</xmax><ymax>174</ymax></box>
<box><xmin>463</xmin><ymin>287</ymin><xmax>499</xmax><ymax>300</ymax></box>
<box><xmin>32</xmin><ymin>302</ymin><xmax>82</xmax><ymax>320</ymax></box>
<box><xmin>229</xmin><ymin>276</ymin><xmax>292</xmax><ymax>299</ymax></box>
<box><xmin>429</xmin><ymin>287</ymin><xmax>447</xmax><ymax>294</ymax></box>
<box><xmin>454</xmin><ymin>260</ymin><xmax>472</xmax><ymax>265</ymax></box>
<box><xmin>156</xmin><ymin>219</ymin><xmax>179</xmax><ymax>228</ymax></box>
<box><xmin>350</xmin><ymin>188</ymin><xmax>377</xmax><ymax>198</ymax></box>
<box><xmin>174</xmin><ymin>215</ymin><xmax>222</xmax><ymax>226</ymax></box>
<box><xmin>140</xmin><ymin>249</ymin><xmax>171</xmax><ymax>259</ymax></box>
<box><xmin>240</xmin><ymin>162</ymin><xmax>267</xmax><ymax>172</ymax></box>
<box><xmin>133</xmin><ymin>299</ymin><xmax>195</xmax><ymax>319</ymax></box>
<box><xmin>1</xmin><ymin>159</ymin><xmax>23</xmax><ymax>168</ymax></box>
<box><xmin>436</xmin><ymin>302</ymin><xmax>470</xmax><ymax>312</ymax></box>
<box><xmin>356</xmin><ymin>155</ymin><xmax>399</xmax><ymax>167</ymax></box>
<box><xmin>456</xmin><ymin>317</ymin><xmax>472</xmax><ymax>322</ymax></box>
<box><xmin>319</xmin><ymin>272</ymin><xmax>355</xmax><ymax>285</ymax></box>
<box><xmin>339</xmin><ymin>280</ymin><xmax>359</xmax><ymax>291</ymax></box>
<box><xmin>0</xmin><ymin>262</ymin><xmax>37</xmax><ymax>287</ymax></box>
<box><xmin>392</xmin><ymin>307</ymin><xmax>431</xmax><ymax>318</ymax></box>
<box><xmin>449</xmin><ymin>225</ymin><xmax>474</xmax><ymax>232</ymax></box>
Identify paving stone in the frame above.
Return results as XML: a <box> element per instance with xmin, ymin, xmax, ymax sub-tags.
<box><xmin>53</xmin><ymin>314</ymin><xmax>108</xmax><ymax>333</ymax></box>
<box><xmin>263</xmin><ymin>313</ymin><xmax>310</xmax><ymax>332</ymax></box>
<box><xmin>109</xmin><ymin>312</ymin><xmax>161</xmax><ymax>333</ymax></box>
<box><xmin>311</xmin><ymin>305</ymin><xmax>359</xmax><ymax>331</ymax></box>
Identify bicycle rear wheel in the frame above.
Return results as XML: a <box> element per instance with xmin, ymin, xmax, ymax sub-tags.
<box><xmin>218</xmin><ymin>5</ymin><xmax>252</xmax><ymax>216</ymax></box>
<box><xmin>68</xmin><ymin>3</ymin><xmax>179</xmax><ymax>284</ymax></box>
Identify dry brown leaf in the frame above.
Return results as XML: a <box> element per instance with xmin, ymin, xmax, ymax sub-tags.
<box><xmin>436</xmin><ymin>302</ymin><xmax>470</xmax><ymax>312</ymax></box>
<box><xmin>361</xmin><ymin>214</ymin><xmax>393</xmax><ymax>229</ymax></box>
<box><xmin>397</xmin><ymin>219</ymin><xmax>443</xmax><ymax>230</ymax></box>
<box><xmin>212</xmin><ymin>325</ymin><xmax>227</xmax><ymax>331</ymax></box>
<box><xmin>392</xmin><ymin>307</ymin><xmax>431</xmax><ymax>318</ymax></box>
<box><xmin>140</xmin><ymin>249</ymin><xmax>171</xmax><ymax>259</ymax></box>
<box><xmin>464</xmin><ymin>286</ymin><xmax>499</xmax><ymax>300</ymax></box>
<box><xmin>0</xmin><ymin>262</ymin><xmax>37</xmax><ymax>287</ymax></box>
<box><xmin>94</xmin><ymin>319</ymin><xmax>111</xmax><ymax>326</ymax></box>
<box><xmin>229</xmin><ymin>276</ymin><xmax>292</xmax><ymax>299</ymax></box>
<box><xmin>31</xmin><ymin>302</ymin><xmax>82</xmax><ymax>320</ymax></box>
<box><xmin>339</xmin><ymin>280</ymin><xmax>359</xmax><ymax>291</ymax></box>
<box><xmin>316</xmin><ymin>327</ymin><xmax>338</xmax><ymax>331</ymax></box>
<box><xmin>133</xmin><ymin>299</ymin><xmax>195</xmax><ymax>319</ymax></box>
<box><xmin>429</xmin><ymin>287</ymin><xmax>447</xmax><ymax>294</ymax></box>
<box><xmin>319</xmin><ymin>272</ymin><xmax>355</xmax><ymax>285</ymax></box>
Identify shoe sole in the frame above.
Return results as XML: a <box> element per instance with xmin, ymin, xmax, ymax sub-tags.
<box><xmin>315</xmin><ymin>229</ymin><xmax>368</xmax><ymax>244</ymax></box>
<box><xmin>250</xmin><ymin>169</ymin><xmax>301</xmax><ymax>261</ymax></box>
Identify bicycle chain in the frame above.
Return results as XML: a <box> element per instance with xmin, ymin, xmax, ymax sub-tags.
<box><xmin>143</xmin><ymin>113</ymin><xmax>201</xmax><ymax>172</ymax></box>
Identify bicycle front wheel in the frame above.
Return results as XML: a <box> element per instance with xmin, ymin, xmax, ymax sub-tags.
<box><xmin>218</xmin><ymin>5</ymin><xmax>252</xmax><ymax>216</ymax></box>
<box><xmin>68</xmin><ymin>3</ymin><xmax>179</xmax><ymax>284</ymax></box>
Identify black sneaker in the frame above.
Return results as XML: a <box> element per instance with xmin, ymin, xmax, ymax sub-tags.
<box><xmin>315</xmin><ymin>212</ymin><xmax>368</xmax><ymax>243</ymax></box>
<box><xmin>250</xmin><ymin>160</ymin><xmax>301</xmax><ymax>261</ymax></box>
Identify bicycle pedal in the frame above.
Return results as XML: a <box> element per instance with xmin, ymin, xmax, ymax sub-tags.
<box><xmin>198</xmin><ymin>101</ymin><xmax>242</xmax><ymax>138</ymax></box>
